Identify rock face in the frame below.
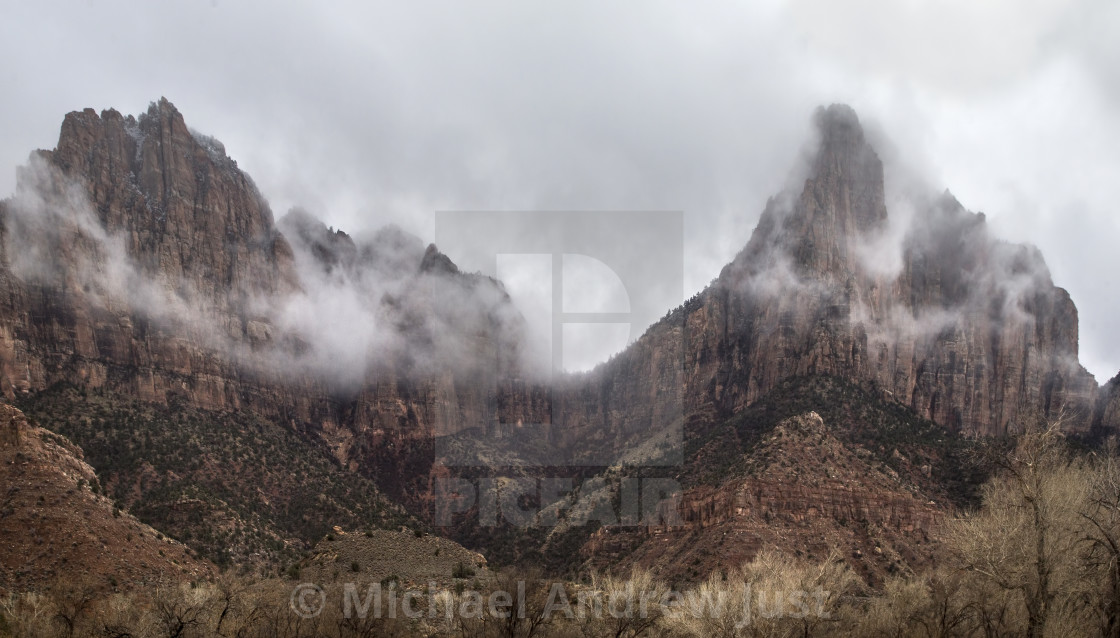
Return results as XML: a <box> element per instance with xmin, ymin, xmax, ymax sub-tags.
<box><xmin>1095</xmin><ymin>373</ymin><xmax>1120</xmax><ymax>436</ymax></box>
<box><xmin>0</xmin><ymin>404</ymin><xmax>213</xmax><ymax>592</ymax></box>
<box><xmin>0</xmin><ymin>98</ymin><xmax>1109</xmax><ymax>536</ymax></box>
<box><xmin>0</xmin><ymin>99</ymin><xmax>546</xmax><ymax>506</ymax></box>
<box><xmin>556</xmin><ymin>105</ymin><xmax>1099</xmax><ymax>439</ymax></box>
<box><xmin>0</xmin><ymin>100</ymin><xmax>296</xmax><ymax>406</ymax></box>
<box><xmin>49</xmin><ymin>99</ymin><xmax>297</xmax><ymax>301</ymax></box>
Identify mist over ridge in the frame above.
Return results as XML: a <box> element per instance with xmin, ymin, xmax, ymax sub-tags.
<box><xmin>0</xmin><ymin>97</ymin><xmax>1110</xmax><ymax>444</ymax></box>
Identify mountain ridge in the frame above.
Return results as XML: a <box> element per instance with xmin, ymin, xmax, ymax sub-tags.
<box><xmin>0</xmin><ymin>99</ymin><xmax>1115</xmax><ymax>584</ymax></box>
<box><xmin>564</xmin><ymin>103</ymin><xmax>1100</xmax><ymax>440</ymax></box>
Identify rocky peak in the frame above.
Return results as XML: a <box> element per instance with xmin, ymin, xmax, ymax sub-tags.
<box><xmin>811</xmin><ymin>104</ymin><xmax>869</xmax><ymax>174</ymax></box>
<box><xmin>617</xmin><ymin>103</ymin><xmax>1098</xmax><ymax>438</ymax></box>
<box><xmin>727</xmin><ymin>104</ymin><xmax>887</xmax><ymax>282</ymax></box>
<box><xmin>279</xmin><ymin>207</ymin><xmax>358</xmax><ymax>275</ymax></box>
<box><xmin>799</xmin><ymin>103</ymin><xmax>888</xmax><ymax>241</ymax></box>
<box><xmin>30</xmin><ymin>98</ymin><xmax>297</xmax><ymax>303</ymax></box>
<box><xmin>420</xmin><ymin>243</ymin><xmax>460</xmax><ymax>275</ymax></box>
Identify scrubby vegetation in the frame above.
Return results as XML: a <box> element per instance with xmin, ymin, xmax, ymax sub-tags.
<box><xmin>15</xmin><ymin>385</ymin><xmax>417</xmax><ymax>572</ymax></box>
<box><xmin>4</xmin><ymin>422</ymin><xmax>1117</xmax><ymax>636</ymax></box>
<box><xmin>681</xmin><ymin>375</ymin><xmax>986</xmax><ymax>505</ymax></box>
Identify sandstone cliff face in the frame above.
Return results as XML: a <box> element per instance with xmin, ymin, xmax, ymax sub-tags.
<box><xmin>49</xmin><ymin>99</ymin><xmax>298</xmax><ymax>301</ymax></box>
<box><xmin>1095</xmin><ymin>374</ymin><xmax>1120</xmax><ymax>436</ymax></box>
<box><xmin>0</xmin><ymin>99</ymin><xmax>1107</xmax><ymax>521</ymax></box>
<box><xmin>556</xmin><ymin>105</ymin><xmax>1099</xmax><ymax>440</ymax></box>
<box><xmin>0</xmin><ymin>100</ymin><xmax>546</xmax><ymax>508</ymax></box>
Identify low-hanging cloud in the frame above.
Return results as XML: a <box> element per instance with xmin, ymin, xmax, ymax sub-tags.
<box><xmin>0</xmin><ymin>135</ymin><xmax>536</xmax><ymax>394</ymax></box>
<box><xmin>713</xmin><ymin>118</ymin><xmax>1089</xmax><ymax>391</ymax></box>
<box><xmin>1</xmin><ymin>0</ymin><xmax>1117</xmax><ymax>380</ymax></box>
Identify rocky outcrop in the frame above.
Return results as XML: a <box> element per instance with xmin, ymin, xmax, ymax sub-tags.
<box><xmin>580</xmin><ymin>412</ymin><xmax>943</xmax><ymax>585</ymax></box>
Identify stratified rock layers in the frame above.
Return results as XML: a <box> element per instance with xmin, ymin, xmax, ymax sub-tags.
<box><xmin>0</xmin><ymin>99</ymin><xmax>1111</xmax><ymax>514</ymax></box>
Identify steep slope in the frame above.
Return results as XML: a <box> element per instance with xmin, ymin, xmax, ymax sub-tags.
<box><xmin>581</xmin><ymin>407</ymin><xmax>949</xmax><ymax>587</ymax></box>
<box><xmin>552</xmin><ymin>105</ymin><xmax>1098</xmax><ymax>444</ymax></box>
<box><xmin>1095</xmin><ymin>373</ymin><xmax>1120</xmax><ymax>439</ymax></box>
<box><xmin>15</xmin><ymin>384</ymin><xmax>420</xmax><ymax>572</ymax></box>
<box><xmin>0</xmin><ymin>99</ymin><xmax>546</xmax><ymax>512</ymax></box>
<box><xmin>0</xmin><ymin>403</ymin><xmax>213</xmax><ymax>593</ymax></box>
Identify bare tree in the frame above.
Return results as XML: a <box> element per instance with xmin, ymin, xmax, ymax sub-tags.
<box><xmin>577</xmin><ymin>567</ymin><xmax>669</xmax><ymax>638</ymax></box>
<box><xmin>947</xmin><ymin>423</ymin><xmax>1092</xmax><ymax>637</ymax></box>
<box><xmin>47</xmin><ymin>577</ymin><xmax>98</xmax><ymax>638</ymax></box>
<box><xmin>861</xmin><ymin>568</ymin><xmax>974</xmax><ymax>638</ymax></box>
<box><xmin>1082</xmin><ymin>440</ymin><xmax>1120</xmax><ymax>638</ymax></box>
<box><xmin>150</xmin><ymin>581</ymin><xmax>208</xmax><ymax>638</ymax></box>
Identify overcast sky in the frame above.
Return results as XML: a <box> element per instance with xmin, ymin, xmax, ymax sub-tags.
<box><xmin>1</xmin><ymin>0</ymin><xmax>1118</xmax><ymax>380</ymax></box>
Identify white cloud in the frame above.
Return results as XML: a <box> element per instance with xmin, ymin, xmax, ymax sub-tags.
<box><xmin>0</xmin><ymin>0</ymin><xmax>1117</xmax><ymax>380</ymax></box>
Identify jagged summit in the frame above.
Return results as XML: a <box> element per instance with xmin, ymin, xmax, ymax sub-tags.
<box><xmin>0</xmin><ymin>97</ymin><xmax>534</xmax><ymax>407</ymax></box>
<box><xmin>0</xmin><ymin>98</ymin><xmax>1113</xmax><ymax>474</ymax></box>
<box><xmin>813</xmin><ymin>103</ymin><xmax>865</xmax><ymax>151</ymax></box>
<box><xmin>625</xmin><ymin>104</ymin><xmax>1098</xmax><ymax>437</ymax></box>
<box><xmin>726</xmin><ymin>103</ymin><xmax>886</xmax><ymax>281</ymax></box>
<box><xmin>420</xmin><ymin>243</ymin><xmax>460</xmax><ymax>275</ymax></box>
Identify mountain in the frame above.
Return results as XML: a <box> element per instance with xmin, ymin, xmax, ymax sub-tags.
<box><xmin>0</xmin><ymin>403</ymin><xmax>213</xmax><ymax>593</ymax></box>
<box><xmin>0</xmin><ymin>99</ymin><xmax>1116</xmax><ymax>587</ymax></box>
<box><xmin>0</xmin><ymin>98</ymin><xmax>547</xmax><ymax>508</ymax></box>
<box><xmin>551</xmin><ymin>104</ymin><xmax>1101</xmax><ymax>445</ymax></box>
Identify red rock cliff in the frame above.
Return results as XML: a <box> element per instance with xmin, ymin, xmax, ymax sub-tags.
<box><xmin>554</xmin><ymin>105</ymin><xmax>1100</xmax><ymax>440</ymax></box>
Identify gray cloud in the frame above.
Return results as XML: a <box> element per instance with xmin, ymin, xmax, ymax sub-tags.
<box><xmin>3</xmin><ymin>146</ymin><xmax>531</xmax><ymax>391</ymax></box>
<box><xmin>0</xmin><ymin>0</ymin><xmax>1117</xmax><ymax>381</ymax></box>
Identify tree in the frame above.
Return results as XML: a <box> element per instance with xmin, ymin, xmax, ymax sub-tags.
<box><xmin>861</xmin><ymin>568</ymin><xmax>973</xmax><ymax>638</ymax></box>
<box><xmin>577</xmin><ymin>567</ymin><xmax>669</xmax><ymax>638</ymax></box>
<box><xmin>665</xmin><ymin>547</ymin><xmax>858</xmax><ymax>638</ymax></box>
<box><xmin>1082</xmin><ymin>440</ymin><xmax>1120</xmax><ymax>638</ymax></box>
<box><xmin>946</xmin><ymin>423</ymin><xmax>1091</xmax><ymax>637</ymax></box>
